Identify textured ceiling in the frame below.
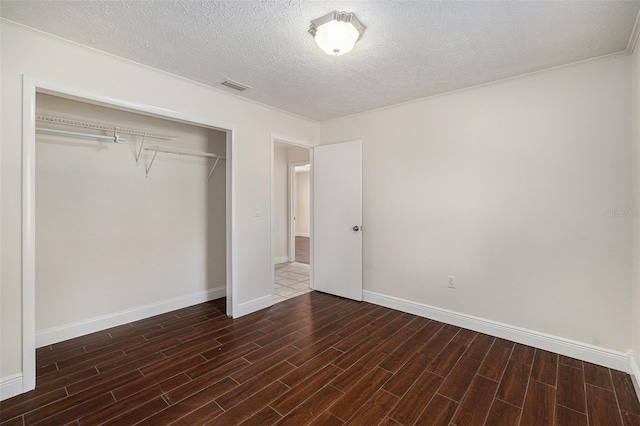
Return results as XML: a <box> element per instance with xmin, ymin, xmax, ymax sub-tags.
<box><xmin>2</xmin><ymin>1</ymin><xmax>639</xmax><ymax>121</ymax></box>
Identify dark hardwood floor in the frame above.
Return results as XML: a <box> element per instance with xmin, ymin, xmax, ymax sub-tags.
<box><xmin>295</xmin><ymin>236</ymin><xmax>310</xmax><ymax>265</ymax></box>
<box><xmin>2</xmin><ymin>292</ymin><xmax>639</xmax><ymax>425</ymax></box>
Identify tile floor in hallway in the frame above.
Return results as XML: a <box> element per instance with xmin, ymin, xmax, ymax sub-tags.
<box><xmin>274</xmin><ymin>262</ymin><xmax>311</xmax><ymax>303</ymax></box>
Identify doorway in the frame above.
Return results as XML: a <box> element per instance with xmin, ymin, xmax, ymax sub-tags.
<box><xmin>272</xmin><ymin>139</ymin><xmax>313</xmax><ymax>304</ymax></box>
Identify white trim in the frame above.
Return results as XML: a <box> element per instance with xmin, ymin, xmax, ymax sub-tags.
<box><xmin>236</xmin><ymin>295</ymin><xmax>274</xmax><ymax>318</ymax></box>
<box><xmin>274</xmin><ymin>256</ymin><xmax>289</xmax><ymax>264</ymax></box>
<box><xmin>627</xmin><ymin>9</ymin><xmax>640</xmax><ymax>53</ymax></box>
<box><xmin>0</xmin><ymin>373</ymin><xmax>24</xmax><ymax>402</ymax></box>
<box><xmin>363</xmin><ymin>290</ymin><xmax>629</xmax><ymax>372</ymax></box>
<box><xmin>295</xmin><ymin>232</ymin><xmax>310</xmax><ymax>238</ymax></box>
<box><xmin>23</xmin><ymin>76</ymin><xmax>37</xmax><ymax>394</ymax></box>
<box><xmin>226</xmin><ymin>130</ymin><xmax>237</xmax><ymax>319</ymax></box>
<box><xmin>36</xmin><ymin>288</ymin><xmax>225</xmax><ymax>348</ymax></box>
<box><xmin>322</xmin><ymin>51</ymin><xmax>631</xmax><ymax>126</ymax></box>
<box><xmin>22</xmin><ymin>76</ymin><xmax>238</xmax><ymax>394</ymax></box>
<box><xmin>628</xmin><ymin>351</ymin><xmax>640</xmax><ymax>400</ymax></box>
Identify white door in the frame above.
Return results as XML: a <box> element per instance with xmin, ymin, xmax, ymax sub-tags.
<box><xmin>313</xmin><ymin>140</ymin><xmax>362</xmax><ymax>301</ymax></box>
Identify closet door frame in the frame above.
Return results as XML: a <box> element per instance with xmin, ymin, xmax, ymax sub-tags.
<box><xmin>21</xmin><ymin>76</ymin><xmax>237</xmax><ymax>394</ymax></box>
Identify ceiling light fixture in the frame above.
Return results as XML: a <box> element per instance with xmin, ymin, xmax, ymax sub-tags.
<box><xmin>309</xmin><ymin>11</ymin><xmax>365</xmax><ymax>56</ymax></box>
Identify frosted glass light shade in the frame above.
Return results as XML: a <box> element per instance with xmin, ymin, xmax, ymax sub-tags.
<box><xmin>314</xmin><ymin>20</ymin><xmax>360</xmax><ymax>56</ymax></box>
<box><xmin>310</xmin><ymin>11</ymin><xmax>365</xmax><ymax>57</ymax></box>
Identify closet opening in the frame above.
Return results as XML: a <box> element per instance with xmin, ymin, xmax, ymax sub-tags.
<box><xmin>34</xmin><ymin>93</ymin><xmax>229</xmax><ymax>347</ymax></box>
<box><xmin>272</xmin><ymin>139</ymin><xmax>313</xmax><ymax>304</ymax></box>
<box><xmin>21</xmin><ymin>79</ymin><xmax>236</xmax><ymax>393</ymax></box>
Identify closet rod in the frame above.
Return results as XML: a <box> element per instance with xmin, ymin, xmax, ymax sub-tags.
<box><xmin>143</xmin><ymin>145</ymin><xmax>225</xmax><ymax>178</ymax></box>
<box><xmin>36</xmin><ymin>127</ymin><xmax>125</xmax><ymax>143</ymax></box>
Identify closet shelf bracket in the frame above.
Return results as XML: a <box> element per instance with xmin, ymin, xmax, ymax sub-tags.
<box><xmin>135</xmin><ymin>135</ymin><xmax>146</xmax><ymax>164</ymax></box>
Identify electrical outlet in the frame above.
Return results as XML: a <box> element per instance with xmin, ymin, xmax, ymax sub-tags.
<box><xmin>448</xmin><ymin>275</ymin><xmax>456</xmax><ymax>289</ymax></box>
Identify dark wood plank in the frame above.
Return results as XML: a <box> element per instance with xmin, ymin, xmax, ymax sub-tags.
<box><xmin>230</xmin><ymin>345</ymin><xmax>300</xmax><ymax>383</ymax></box>
<box><xmin>584</xmin><ymin>362</ymin><xmax>614</xmax><ymax>391</ymax></box>
<box><xmin>530</xmin><ymin>349</ymin><xmax>558</xmax><ymax>386</ymax></box>
<box><xmin>418</xmin><ymin>328</ymin><xmax>456</xmax><ymax>358</ymax></box>
<box><xmin>414</xmin><ymin>394</ymin><xmax>458</xmax><ymax>425</ymax></box>
<box><xmin>215</xmin><ymin>361</ymin><xmax>295</xmax><ymax>410</ymax></box>
<box><xmin>328</xmin><ymin>367</ymin><xmax>392</xmax><ymax>421</ymax></box>
<box><xmin>388</xmin><ymin>371</ymin><xmax>443</xmax><ymax>425</ymax></box>
<box><xmin>427</xmin><ymin>341</ymin><xmax>467</xmax><ymax>376</ymax></box>
<box><xmin>238</xmin><ymin>406</ymin><xmax>282</xmax><ymax>426</ymax></box>
<box><xmin>277</xmin><ymin>385</ymin><xmax>344</xmax><ymax>425</ymax></box>
<box><xmin>612</xmin><ymin>370</ymin><xmax>640</xmax><ymax>415</ymax></box>
<box><xmin>164</xmin><ymin>359</ymin><xmax>247</xmax><ymax>405</ymax></box>
<box><xmin>136</xmin><ymin>378</ymin><xmax>235</xmax><ymax>425</ymax></box>
<box><xmin>463</xmin><ymin>333</ymin><xmax>495</xmax><ymax>361</ymax></box>
<box><xmin>331</xmin><ymin>351</ymin><xmax>387</xmax><ymax>392</ymax></box>
<box><xmin>622</xmin><ymin>412</ymin><xmax>640</xmax><ymax>426</ymax></box>
<box><xmin>280</xmin><ymin>347</ymin><xmax>342</xmax><ymax>388</ymax></box>
<box><xmin>557</xmin><ymin>363</ymin><xmax>586</xmax><ymax>413</ymax></box>
<box><xmin>520</xmin><ymin>380</ymin><xmax>555</xmax><ymax>426</ymax></box>
<box><xmin>0</xmin><ymin>388</ymin><xmax>67</xmax><ymax>423</ymax></box>
<box><xmin>559</xmin><ymin>355</ymin><xmax>583</xmax><ymax>369</ymax></box>
<box><xmin>485</xmin><ymin>399</ymin><xmax>521</xmax><ymax>425</ymax></box>
<box><xmin>555</xmin><ymin>405</ymin><xmax>588</xmax><ymax>426</ymax></box>
<box><xmin>511</xmin><ymin>344</ymin><xmax>535</xmax><ymax>365</ymax></box>
<box><xmin>495</xmin><ymin>359</ymin><xmax>532</xmax><ymax>408</ymax></box>
<box><xmin>586</xmin><ymin>383</ymin><xmax>623</xmax><ymax>426</ymax></box>
<box><xmin>378</xmin><ymin>332</ymin><xmax>427</xmax><ymax>373</ymax></box>
<box><xmin>203</xmin><ymin>381</ymin><xmax>289</xmax><ymax>425</ymax></box>
<box><xmin>271</xmin><ymin>364</ymin><xmax>341</xmax><ymax>415</ymax></box>
<box><xmin>438</xmin><ymin>356</ymin><xmax>481</xmax><ymax>402</ymax></box>
<box><xmin>451</xmin><ymin>375</ymin><xmax>499</xmax><ymax>426</ymax></box>
<box><xmin>382</xmin><ymin>352</ymin><xmax>432</xmax><ymax>397</ymax></box>
<box><xmin>100</xmin><ymin>397</ymin><xmax>168</xmax><ymax>425</ymax></box>
<box><xmin>308</xmin><ymin>411</ymin><xmax>344</xmax><ymax>426</ymax></box>
<box><xmin>344</xmin><ymin>389</ymin><xmax>398</xmax><ymax>425</ymax></box>
<box><xmin>452</xmin><ymin>328</ymin><xmax>477</xmax><ymax>346</ymax></box>
<box><xmin>477</xmin><ymin>344</ymin><xmax>511</xmax><ymax>381</ymax></box>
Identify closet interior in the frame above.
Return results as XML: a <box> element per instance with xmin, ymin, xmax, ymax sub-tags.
<box><xmin>34</xmin><ymin>94</ymin><xmax>227</xmax><ymax>345</ymax></box>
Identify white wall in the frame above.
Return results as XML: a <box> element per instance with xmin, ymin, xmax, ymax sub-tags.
<box><xmin>295</xmin><ymin>171</ymin><xmax>311</xmax><ymax>236</ymax></box>
<box><xmin>633</xmin><ymin>43</ymin><xmax>640</xmax><ymax>360</ymax></box>
<box><xmin>35</xmin><ymin>94</ymin><xmax>226</xmax><ymax>332</ymax></box>
<box><xmin>1</xmin><ymin>22</ymin><xmax>319</xmax><ymax>380</ymax></box>
<box><xmin>321</xmin><ymin>56</ymin><xmax>633</xmax><ymax>352</ymax></box>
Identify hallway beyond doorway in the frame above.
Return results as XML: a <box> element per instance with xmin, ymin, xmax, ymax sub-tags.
<box><xmin>295</xmin><ymin>236</ymin><xmax>310</xmax><ymax>264</ymax></box>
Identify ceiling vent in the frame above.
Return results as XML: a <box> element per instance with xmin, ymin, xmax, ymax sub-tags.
<box><xmin>220</xmin><ymin>78</ymin><xmax>252</xmax><ymax>92</ymax></box>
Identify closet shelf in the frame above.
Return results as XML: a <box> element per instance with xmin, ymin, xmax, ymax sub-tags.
<box><xmin>36</xmin><ymin>114</ymin><xmax>178</xmax><ymax>140</ymax></box>
<box><xmin>143</xmin><ymin>145</ymin><xmax>225</xmax><ymax>179</ymax></box>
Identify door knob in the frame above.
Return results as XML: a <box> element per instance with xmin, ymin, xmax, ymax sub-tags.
<box><xmin>353</xmin><ymin>226</ymin><xmax>360</xmax><ymax>232</ymax></box>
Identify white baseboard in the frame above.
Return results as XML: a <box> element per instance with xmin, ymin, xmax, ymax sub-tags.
<box><xmin>295</xmin><ymin>232</ymin><xmax>310</xmax><ymax>238</ymax></box>
<box><xmin>274</xmin><ymin>256</ymin><xmax>289</xmax><ymax>264</ymax></box>
<box><xmin>628</xmin><ymin>351</ymin><xmax>640</xmax><ymax>399</ymax></box>
<box><xmin>36</xmin><ymin>286</ymin><xmax>226</xmax><ymax>348</ymax></box>
<box><xmin>0</xmin><ymin>373</ymin><xmax>23</xmax><ymax>401</ymax></box>
<box><xmin>235</xmin><ymin>295</ymin><xmax>273</xmax><ymax>318</ymax></box>
<box><xmin>363</xmin><ymin>290</ymin><xmax>628</xmax><ymax>372</ymax></box>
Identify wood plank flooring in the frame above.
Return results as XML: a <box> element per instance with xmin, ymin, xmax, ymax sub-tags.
<box><xmin>295</xmin><ymin>236</ymin><xmax>310</xmax><ymax>265</ymax></box>
<box><xmin>1</xmin><ymin>291</ymin><xmax>639</xmax><ymax>425</ymax></box>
